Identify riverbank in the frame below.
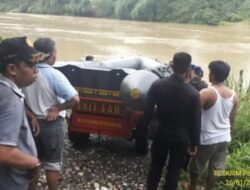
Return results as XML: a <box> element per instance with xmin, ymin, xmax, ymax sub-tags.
<box><xmin>36</xmin><ymin>82</ymin><xmax>250</xmax><ymax>190</ymax></box>
<box><xmin>1</xmin><ymin>0</ymin><xmax>250</xmax><ymax>25</ymax></box>
<box><xmin>37</xmin><ymin>135</ymin><xmax>153</xmax><ymax>190</ymax></box>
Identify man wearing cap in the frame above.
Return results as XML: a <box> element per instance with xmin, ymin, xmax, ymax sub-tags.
<box><xmin>23</xmin><ymin>38</ymin><xmax>79</xmax><ymax>190</ymax></box>
<box><xmin>190</xmin><ymin>65</ymin><xmax>208</xmax><ymax>91</ymax></box>
<box><xmin>140</xmin><ymin>52</ymin><xmax>201</xmax><ymax>190</ymax></box>
<box><xmin>0</xmin><ymin>36</ymin><xmax>45</xmax><ymax>190</ymax></box>
<box><xmin>181</xmin><ymin>65</ymin><xmax>208</xmax><ymax>172</ymax></box>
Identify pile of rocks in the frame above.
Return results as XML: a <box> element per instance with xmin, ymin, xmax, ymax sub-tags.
<box><xmin>37</xmin><ymin>135</ymin><xmax>153</xmax><ymax>190</ymax></box>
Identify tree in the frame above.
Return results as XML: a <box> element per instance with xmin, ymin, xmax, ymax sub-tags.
<box><xmin>238</xmin><ymin>0</ymin><xmax>250</xmax><ymax>17</ymax></box>
<box><xmin>192</xmin><ymin>8</ymin><xmax>220</xmax><ymax>25</ymax></box>
<box><xmin>131</xmin><ymin>0</ymin><xmax>156</xmax><ymax>21</ymax></box>
<box><xmin>91</xmin><ymin>0</ymin><xmax>114</xmax><ymax>18</ymax></box>
<box><xmin>114</xmin><ymin>0</ymin><xmax>138</xmax><ymax>20</ymax></box>
<box><xmin>0</xmin><ymin>0</ymin><xmax>249</xmax><ymax>25</ymax></box>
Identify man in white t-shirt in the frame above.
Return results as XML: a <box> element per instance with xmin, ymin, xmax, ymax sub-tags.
<box><xmin>189</xmin><ymin>60</ymin><xmax>239</xmax><ymax>190</ymax></box>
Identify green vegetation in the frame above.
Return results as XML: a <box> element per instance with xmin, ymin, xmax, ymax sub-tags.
<box><xmin>1</xmin><ymin>0</ymin><xmax>250</xmax><ymax>25</ymax></box>
<box><xmin>216</xmin><ymin>83</ymin><xmax>250</xmax><ymax>189</ymax></box>
<box><xmin>214</xmin><ymin>78</ymin><xmax>250</xmax><ymax>190</ymax></box>
<box><xmin>178</xmin><ymin>77</ymin><xmax>250</xmax><ymax>190</ymax></box>
<box><xmin>226</xmin><ymin>76</ymin><xmax>250</xmax><ymax>152</ymax></box>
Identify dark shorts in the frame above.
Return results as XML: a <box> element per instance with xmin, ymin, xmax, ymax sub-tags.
<box><xmin>36</xmin><ymin>117</ymin><xmax>65</xmax><ymax>170</ymax></box>
<box><xmin>189</xmin><ymin>142</ymin><xmax>228</xmax><ymax>176</ymax></box>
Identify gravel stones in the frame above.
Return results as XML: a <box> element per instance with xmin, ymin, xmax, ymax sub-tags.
<box><xmin>36</xmin><ymin>134</ymin><xmax>158</xmax><ymax>190</ymax></box>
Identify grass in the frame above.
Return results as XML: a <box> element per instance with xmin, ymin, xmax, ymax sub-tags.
<box><xmin>178</xmin><ymin>75</ymin><xmax>250</xmax><ymax>190</ymax></box>
<box><xmin>215</xmin><ymin>76</ymin><xmax>250</xmax><ymax>190</ymax></box>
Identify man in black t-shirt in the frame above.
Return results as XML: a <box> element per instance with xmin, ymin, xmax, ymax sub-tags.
<box><xmin>141</xmin><ymin>52</ymin><xmax>201</xmax><ymax>190</ymax></box>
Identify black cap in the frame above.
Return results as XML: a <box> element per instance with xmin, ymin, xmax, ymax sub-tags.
<box><xmin>0</xmin><ymin>36</ymin><xmax>48</xmax><ymax>65</ymax></box>
<box><xmin>194</xmin><ymin>66</ymin><xmax>204</xmax><ymax>77</ymax></box>
<box><xmin>191</xmin><ymin>64</ymin><xmax>196</xmax><ymax>70</ymax></box>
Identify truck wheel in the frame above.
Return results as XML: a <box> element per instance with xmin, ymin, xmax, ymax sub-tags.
<box><xmin>68</xmin><ymin>131</ymin><xmax>89</xmax><ymax>146</ymax></box>
<box><xmin>134</xmin><ymin>126</ymin><xmax>148</xmax><ymax>155</ymax></box>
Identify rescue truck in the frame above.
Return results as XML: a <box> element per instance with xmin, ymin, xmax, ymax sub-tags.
<box><xmin>55</xmin><ymin>56</ymin><xmax>172</xmax><ymax>154</ymax></box>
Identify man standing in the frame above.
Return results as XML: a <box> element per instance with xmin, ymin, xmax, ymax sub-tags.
<box><xmin>189</xmin><ymin>60</ymin><xmax>239</xmax><ymax>190</ymax></box>
<box><xmin>23</xmin><ymin>38</ymin><xmax>79</xmax><ymax>190</ymax></box>
<box><xmin>182</xmin><ymin>65</ymin><xmax>208</xmax><ymax>171</ymax></box>
<box><xmin>0</xmin><ymin>37</ymin><xmax>46</xmax><ymax>190</ymax></box>
<box><xmin>190</xmin><ymin>65</ymin><xmax>208</xmax><ymax>91</ymax></box>
<box><xmin>142</xmin><ymin>52</ymin><xmax>201</xmax><ymax>190</ymax></box>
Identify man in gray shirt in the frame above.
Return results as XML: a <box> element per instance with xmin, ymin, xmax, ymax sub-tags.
<box><xmin>0</xmin><ymin>37</ymin><xmax>47</xmax><ymax>190</ymax></box>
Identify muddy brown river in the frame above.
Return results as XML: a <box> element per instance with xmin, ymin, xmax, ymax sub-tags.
<box><xmin>1</xmin><ymin>13</ymin><xmax>250</xmax><ymax>81</ymax></box>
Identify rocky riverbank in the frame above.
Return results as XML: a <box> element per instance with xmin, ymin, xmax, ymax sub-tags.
<box><xmin>37</xmin><ymin>135</ymin><xmax>155</xmax><ymax>190</ymax></box>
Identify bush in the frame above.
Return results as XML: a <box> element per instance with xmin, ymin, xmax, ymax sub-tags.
<box><xmin>226</xmin><ymin>76</ymin><xmax>250</xmax><ymax>152</ymax></box>
<box><xmin>114</xmin><ymin>0</ymin><xmax>138</xmax><ymax>20</ymax></box>
<box><xmin>131</xmin><ymin>0</ymin><xmax>155</xmax><ymax>21</ymax></box>
<box><xmin>227</xmin><ymin>142</ymin><xmax>250</xmax><ymax>170</ymax></box>
<box><xmin>215</xmin><ymin>78</ymin><xmax>250</xmax><ymax>190</ymax></box>
<box><xmin>192</xmin><ymin>9</ymin><xmax>220</xmax><ymax>25</ymax></box>
<box><xmin>229</xmin><ymin>95</ymin><xmax>250</xmax><ymax>153</ymax></box>
<box><xmin>225</xmin><ymin>13</ymin><xmax>243</xmax><ymax>22</ymax></box>
<box><xmin>215</xmin><ymin>142</ymin><xmax>250</xmax><ymax>190</ymax></box>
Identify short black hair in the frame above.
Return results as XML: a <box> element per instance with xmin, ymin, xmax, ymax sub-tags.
<box><xmin>34</xmin><ymin>38</ymin><xmax>55</xmax><ymax>54</ymax></box>
<box><xmin>194</xmin><ymin>66</ymin><xmax>204</xmax><ymax>77</ymax></box>
<box><xmin>172</xmin><ymin>52</ymin><xmax>192</xmax><ymax>74</ymax></box>
<box><xmin>208</xmin><ymin>60</ymin><xmax>230</xmax><ymax>82</ymax></box>
<box><xmin>85</xmin><ymin>55</ymin><xmax>94</xmax><ymax>61</ymax></box>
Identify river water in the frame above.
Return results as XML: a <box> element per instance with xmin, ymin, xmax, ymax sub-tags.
<box><xmin>0</xmin><ymin>12</ymin><xmax>250</xmax><ymax>81</ymax></box>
